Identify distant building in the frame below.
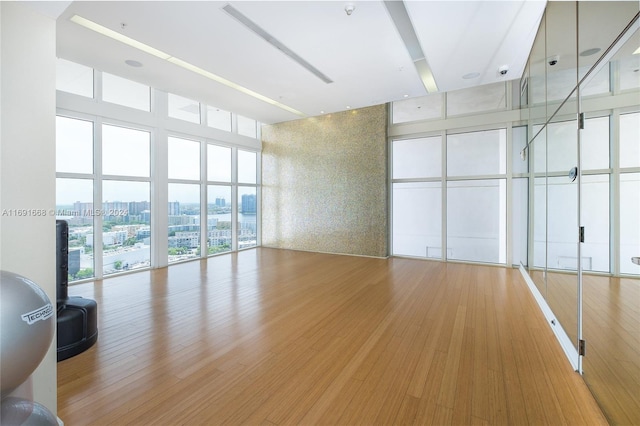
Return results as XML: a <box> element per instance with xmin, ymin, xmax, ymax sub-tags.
<box><xmin>73</xmin><ymin>201</ymin><xmax>93</xmax><ymax>215</ymax></box>
<box><xmin>168</xmin><ymin>201</ymin><xmax>180</xmax><ymax>216</ymax></box>
<box><xmin>87</xmin><ymin>231</ymin><xmax>127</xmax><ymax>247</ymax></box>
<box><xmin>68</xmin><ymin>248</ymin><xmax>81</xmax><ymax>276</ymax></box>
<box><xmin>168</xmin><ymin>232</ymin><xmax>199</xmax><ymax>249</ymax></box>
<box><xmin>241</xmin><ymin>194</ymin><xmax>256</xmax><ymax>214</ymax></box>
<box><xmin>136</xmin><ymin>227</ymin><xmax>151</xmax><ymax>240</ymax></box>
<box><xmin>208</xmin><ymin>229</ymin><xmax>232</xmax><ymax>247</ymax></box>
<box><xmin>128</xmin><ymin>201</ymin><xmax>150</xmax><ymax>216</ymax></box>
<box><xmin>168</xmin><ymin>216</ymin><xmax>198</xmax><ymax>226</ymax></box>
<box><xmin>215</xmin><ymin>197</ymin><xmax>226</xmax><ymax>207</ymax></box>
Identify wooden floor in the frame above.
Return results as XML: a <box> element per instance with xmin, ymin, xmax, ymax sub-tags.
<box><xmin>58</xmin><ymin>248</ymin><xmax>607</xmax><ymax>425</ymax></box>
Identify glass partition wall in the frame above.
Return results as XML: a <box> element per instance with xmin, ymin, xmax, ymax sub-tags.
<box><xmin>522</xmin><ymin>3</ymin><xmax>639</xmax><ymax>424</ymax></box>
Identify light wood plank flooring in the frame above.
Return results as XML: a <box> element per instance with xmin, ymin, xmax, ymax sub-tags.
<box><xmin>58</xmin><ymin>248</ymin><xmax>607</xmax><ymax>425</ymax></box>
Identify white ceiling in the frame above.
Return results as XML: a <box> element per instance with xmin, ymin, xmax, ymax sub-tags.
<box><xmin>53</xmin><ymin>1</ymin><xmax>548</xmax><ymax>124</ymax></box>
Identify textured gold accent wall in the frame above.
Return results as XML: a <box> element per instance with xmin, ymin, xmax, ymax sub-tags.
<box><xmin>261</xmin><ymin>104</ymin><xmax>388</xmax><ymax>257</ymax></box>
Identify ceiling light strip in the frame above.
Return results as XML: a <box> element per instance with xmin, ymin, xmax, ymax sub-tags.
<box><xmin>70</xmin><ymin>15</ymin><xmax>171</xmax><ymax>60</ymax></box>
<box><xmin>166</xmin><ymin>57</ymin><xmax>304</xmax><ymax>116</ymax></box>
<box><xmin>70</xmin><ymin>14</ymin><xmax>305</xmax><ymax>117</ymax></box>
<box><xmin>383</xmin><ymin>0</ymin><xmax>438</xmax><ymax>93</ymax></box>
<box><xmin>222</xmin><ymin>4</ymin><xmax>333</xmax><ymax>84</ymax></box>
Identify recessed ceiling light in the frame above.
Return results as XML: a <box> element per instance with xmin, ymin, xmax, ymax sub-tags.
<box><xmin>346</xmin><ymin>106</ymin><xmax>351</xmax><ymax>109</ymax></box>
<box><xmin>320</xmin><ymin>110</ymin><xmax>325</xmax><ymax>114</ymax></box>
<box><xmin>634</xmin><ymin>46</ymin><xmax>640</xmax><ymax>55</ymax></box>
<box><xmin>345</xmin><ymin>4</ymin><xmax>355</xmax><ymax>16</ymax></box>
<box><xmin>125</xmin><ymin>59</ymin><xmax>143</xmax><ymax>67</ymax></box>
<box><xmin>462</xmin><ymin>72</ymin><xmax>480</xmax><ymax>80</ymax></box>
<box><xmin>580</xmin><ymin>48</ymin><xmax>601</xmax><ymax>57</ymax></box>
<box><xmin>403</xmin><ymin>94</ymin><xmax>409</xmax><ymax>98</ymax></box>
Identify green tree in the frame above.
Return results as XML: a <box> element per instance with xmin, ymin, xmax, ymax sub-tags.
<box><xmin>208</xmin><ymin>244</ymin><xmax>231</xmax><ymax>255</ymax></box>
<box><xmin>168</xmin><ymin>247</ymin><xmax>188</xmax><ymax>256</ymax></box>
<box><xmin>74</xmin><ymin>268</ymin><xmax>94</xmax><ymax>280</ymax></box>
<box><xmin>114</xmin><ymin>260</ymin><xmax>123</xmax><ymax>270</ymax></box>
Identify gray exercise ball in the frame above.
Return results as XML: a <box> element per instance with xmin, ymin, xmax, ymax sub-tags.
<box><xmin>0</xmin><ymin>270</ymin><xmax>55</xmax><ymax>398</ymax></box>
<box><xmin>0</xmin><ymin>397</ymin><xmax>57</xmax><ymax>425</ymax></box>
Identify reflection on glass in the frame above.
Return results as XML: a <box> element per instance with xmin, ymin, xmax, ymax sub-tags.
<box><xmin>56</xmin><ymin>116</ymin><xmax>93</xmax><ymax>174</ymax></box>
<box><xmin>512</xmin><ymin>126</ymin><xmax>528</xmax><ymax>175</ymax></box>
<box><xmin>545</xmin><ymin>2</ymin><xmax>577</xmax><ymax>104</ymax></box>
<box><xmin>168</xmin><ymin>137</ymin><xmax>200</xmax><ymax>181</ymax></box>
<box><xmin>168</xmin><ymin>183</ymin><xmax>200</xmax><ymax>263</ymax></box>
<box><xmin>102</xmin><ymin>180</ymin><xmax>151</xmax><ymax>275</ymax></box>
<box><xmin>620</xmin><ymin>173</ymin><xmax>640</xmax><ymax>275</ymax></box>
<box><xmin>528</xmin><ymin>11</ymin><xmax>547</xmax><ymax>107</ymax></box>
<box><xmin>102</xmin><ymin>124</ymin><xmax>150</xmax><ymax>177</ymax></box>
<box><xmin>512</xmin><ymin>178</ymin><xmax>528</xmax><ymax>266</ymax></box>
<box><xmin>580</xmin><ymin>65</ymin><xmax>610</xmax><ymax>97</ymax></box>
<box><xmin>546</xmin><ymin>176</ymin><xmax>578</xmax><ymax>270</ymax></box>
<box><xmin>238</xmin><ymin>150</ymin><xmax>257</xmax><ymax>184</ymax></box>
<box><xmin>392</xmin><ymin>182</ymin><xmax>442</xmax><ymax>258</ymax></box>
<box><xmin>546</xmin><ymin>119</ymin><xmax>577</xmax><ymax>173</ymax></box>
<box><xmin>531</xmin><ymin>125</ymin><xmax>545</xmax><ymax>174</ymax></box>
<box><xmin>168</xmin><ymin>93</ymin><xmax>200</xmax><ymax>124</ymax></box>
<box><xmin>238</xmin><ymin>186</ymin><xmax>257</xmax><ymax>249</ymax></box>
<box><xmin>56</xmin><ymin>58</ymin><xmax>93</xmax><ymax>98</ymax></box>
<box><xmin>392</xmin><ymin>137</ymin><xmax>441</xmax><ymax>179</ymax></box>
<box><xmin>620</xmin><ymin>112</ymin><xmax>640</xmax><ymax>169</ymax></box>
<box><xmin>617</xmin><ymin>54</ymin><xmax>640</xmax><ymax>92</ymax></box>
<box><xmin>102</xmin><ymin>72</ymin><xmax>150</xmax><ymax>111</ymax></box>
<box><xmin>533</xmin><ymin>177</ymin><xmax>547</xmax><ymax>269</ymax></box>
<box><xmin>582</xmin><ymin>116</ymin><xmax>610</xmax><ymax>171</ymax></box>
<box><xmin>533</xmin><ymin>120</ymin><xmax>577</xmax><ymax>174</ymax></box>
<box><xmin>447</xmin><ymin>129</ymin><xmax>506</xmax><ymax>176</ymax></box>
<box><xmin>206</xmin><ymin>106</ymin><xmax>232</xmax><ymax>132</ymax></box>
<box><xmin>447</xmin><ymin>179</ymin><xmax>506</xmax><ymax>264</ymax></box>
<box><xmin>582</xmin><ymin>175</ymin><xmax>610</xmax><ymax>272</ymax></box>
<box><xmin>207</xmin><ymin>185</ymin><xmax>232</xmax><ymax>255</ymax></box>
<box><xmin>207</xmin><ymin>144</ymin><xmax>231</xmax><ymax>182</ymax></box>
<box><xmin>56</xmin><ymin>178</ymin><xmax>94</xmax><ymax>282</ymax></box>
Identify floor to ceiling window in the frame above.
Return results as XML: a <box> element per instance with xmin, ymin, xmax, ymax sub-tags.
<box><xmin>446</xmin><ymin>128</ymin><xmax>507</xmax><ymax>264</ymax></box>
<box><xmin>101</xmin><ymin>123</ymin><xmax>152</xmax><ymax>276</ymax></box>
<box><xmin>56</xmin><ymin>114</ymin><xmax>95</xmax><ymax>280</ymax></box>
<box><xmin>237</xmin><ymin>149</ymin><xmax>259</xmax><ymax>249</ymax></box>
<box><xmin>56</xmin><ymin>58</ymin><xmax>261</xmax><ymax>282</ymax></box>
<box><xmin>207</xmin><ymin>143</ymin><xmax>233</xmax><ymax>255</ymax></box>
<box><xmin>390</xmin><ymin>82</ymin><xmax>516</xmax><ymax>266</ymax></box>
<box><xmin>168</xmin><ymin>136</ymin><xmax>201</xmax><ymax>263</ymax></box>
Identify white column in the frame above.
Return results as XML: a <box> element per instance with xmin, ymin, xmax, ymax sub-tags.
<box><xmin>0</xmin><ymin>2</ymin><xmax>58</xmax><ymax>414</ymax></box>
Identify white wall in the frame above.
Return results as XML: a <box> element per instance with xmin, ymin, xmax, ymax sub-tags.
<box><xmin>0</xmin><ymin>2</ymin><xmax>57</xmax><ymax>414</ymax></box>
